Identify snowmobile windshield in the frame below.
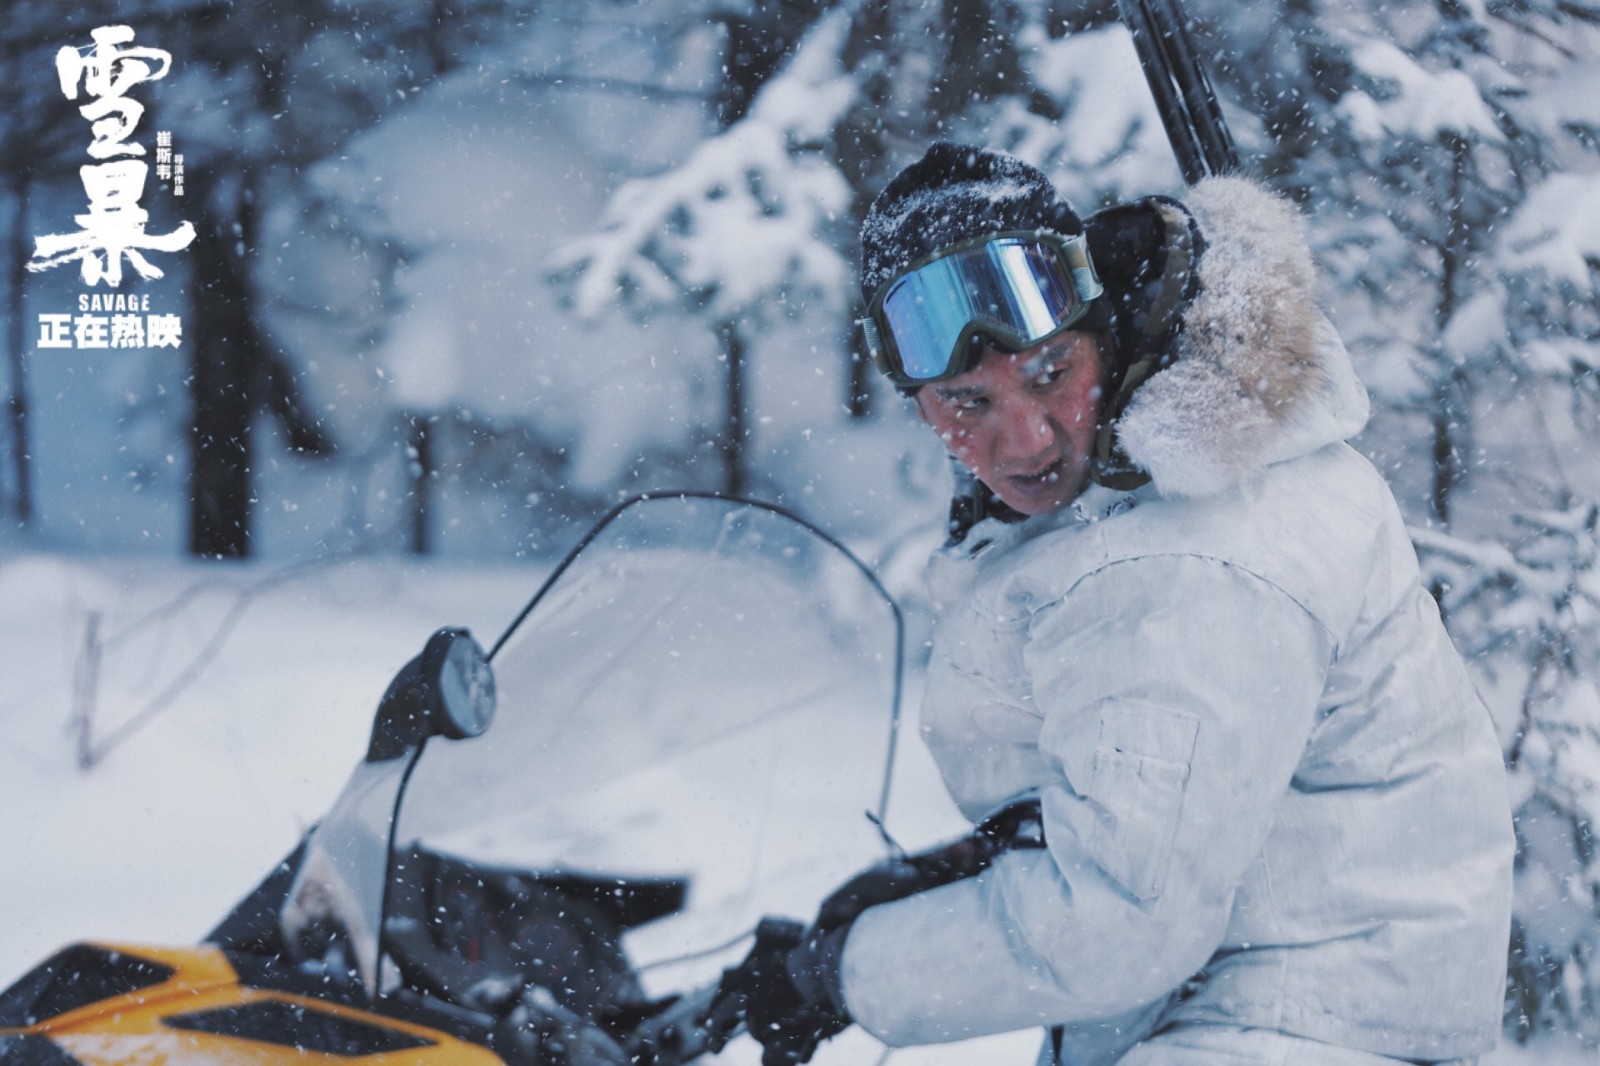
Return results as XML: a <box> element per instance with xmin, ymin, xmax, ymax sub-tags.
<box><xmin>392</xmin><ymin>496</ymin><xmax>903</xmax><ymax>993</ymax></box>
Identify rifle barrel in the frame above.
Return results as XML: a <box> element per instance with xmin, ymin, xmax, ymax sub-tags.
<box><xmin>1116</xmin><ymin>0</ymin><xmax>1240</xmax><ymax>183</ymax></box>
<box><xmin>1149</xmin><ymin>0</ymin><xmax>1240</xmax><ymax>175</ymax></box>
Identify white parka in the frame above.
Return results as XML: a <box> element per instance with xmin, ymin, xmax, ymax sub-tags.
<box><xmin>838</xmin><ymin>178</ymin><xmax>1515</xmax><ymax>1062</ymax></box>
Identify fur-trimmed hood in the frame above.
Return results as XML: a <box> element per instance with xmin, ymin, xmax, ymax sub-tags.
<box><xmin>1110</xmin><ymin>176</ymin><xmax>1370</xmax><ymax>498</ymax></box>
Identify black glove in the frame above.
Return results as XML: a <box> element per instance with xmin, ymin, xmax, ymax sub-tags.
<box><xmin>713</xmin><ymin>917</ymin><xmax>851</xmax><ymax>1066</ymax></box>
<box><xmin>742</xmin><ymin>922</ymin><xmax>851</xmax><ymax>1066</ymax></box>
<box><xmin>813</xmin><ymin>844</ymin><xmax>981</xmax><ymax>933</ymax></box>
<box><xmin>814</xmin><ymin>799</ymin><xmax>1046</xmax><ymax>932</ymax></box>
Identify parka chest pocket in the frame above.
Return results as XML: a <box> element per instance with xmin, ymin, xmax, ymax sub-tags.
<box><xmin>1082</xmin><ymin>699</ymin><xmax>1200</xmax><ymax>904</ymax></box>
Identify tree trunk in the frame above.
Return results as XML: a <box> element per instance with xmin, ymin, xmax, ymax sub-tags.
<box><xmin>187</xmin><ymin>179</ymin><xmax>263</xmax><ymax>559</ymax></box>
<box><xmin>1429</xmin><ymin>132</ymin><xmax>1473</xmax><ymax>528</ymax></box>
<box><xmin>6</xmin><ymin>182</ymin><xmax>32</xmax><ymax>527</ymax></box>
<box><xmin>1429</xmin><ymin>372</ymin><xmax>1468</xmax><ymax>528</ymax></box>
<box><xmin>406</xmin><ymin>412</ymin><xmax>434</xmax><ymax>555</ymax></box>
<box><xmin>941</xmin><ymin>0</ymin><xmax>1027</xmax><ymax>118</ymax></box>
<box><xmin>719</xmin><ymin>320</ymin><xmax>747</xmax><ymax>498</ymax></box>
<box><xmin>847</xmin><ymin>346</ymin><xmax>873</xmax><ymax>420</ymax></box>
<box><xmin>713</xmin><ymin>0</ymin><xmax>831</xmax><ymax>126</ymax></box>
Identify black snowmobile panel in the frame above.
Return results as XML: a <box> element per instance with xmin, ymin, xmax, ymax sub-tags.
<box><xmin>382</xmin><ymin>844</ymin><xmax>683</xmax><ymax>1018</ymax></box>
<box><xmin>0</xmin><ymin>1033</ymin><xmax>89</xmax><ymax>1066</ymax></box>
<box><xmin>0</xmin><ymin>946</ymin><xmax>175</xmax><ymax>1029</ymax></box>
<box><xmin>161</xmin><ymin>1000</ymin><xmax>437</xmax><ymax>1056</ymax></box>
<box><xmin>206</xmin><ymin>842</ymin><xmax>308</xmax><ymax>957</ymax></box>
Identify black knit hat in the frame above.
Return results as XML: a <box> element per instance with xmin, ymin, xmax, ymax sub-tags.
<box><xmin>860</xmin><ymin>142</ymin><xmax>1088</xmax><ymax>305</ymax></box>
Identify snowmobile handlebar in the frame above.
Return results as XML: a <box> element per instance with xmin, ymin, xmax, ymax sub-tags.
<box><xmin>622</xmin><ymin>918</ymin><xmax>806</xmax><ymax>1066</ymax></box>
<box><xmin>614</xmin><ymin>799</ymin><xmax>1046</xmax><ymax>1064</ymax></box>
<box><xmin>621</xmin><ymin>980</ymin><xmax>731</xmax><ymax>1066</ymax></box>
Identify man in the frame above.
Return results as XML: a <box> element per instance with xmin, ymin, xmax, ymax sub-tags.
<box><xmin>730</xmin><ymin>143</ymin><xmax>1515</xmax><ymax>1065</ymax></box>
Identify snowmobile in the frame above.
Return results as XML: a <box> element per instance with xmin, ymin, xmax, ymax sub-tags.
<box><xmin>0</xmin><ymin>495</ymin><xmax>909</xmax><ymax>1066</ymax></box>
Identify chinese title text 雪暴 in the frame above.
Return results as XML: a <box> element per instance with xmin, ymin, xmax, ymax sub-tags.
<box><xmin>27</xmin><ymin>24</ymin><xmax>196</xmax><ymax>288</ymax></box>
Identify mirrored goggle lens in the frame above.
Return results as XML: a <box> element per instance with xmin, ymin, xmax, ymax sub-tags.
<box><xmin>880</xmin><ymin>238</ymin><xmax>1082</xmax><ymax>382</ymax></box>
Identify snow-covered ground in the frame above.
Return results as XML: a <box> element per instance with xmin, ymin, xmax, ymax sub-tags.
<box><xmin>0</xmin><ymin>546</ymin><xmax>1590</xmax><ymax>1064</ymax></box>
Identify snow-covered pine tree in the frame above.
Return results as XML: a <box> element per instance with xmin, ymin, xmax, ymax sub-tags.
<box><xmin>1415</xmin><ymin>504</ymin><xmax>1600</xmax><ymax>1039</ymax></box>
<box><xmin>1197</xmin><ymin>0</ymin><xmax>1600</xmax><ymax>1036</ymax></box>
<box><xmin>553</xmin><ymin>7</ymin><xmax>857</xmax><ymax>497</ymax></box>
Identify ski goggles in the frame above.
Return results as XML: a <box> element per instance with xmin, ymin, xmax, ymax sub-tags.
<box><xmin>858</xmin><ymin>230</ymin><xmax>1104</xmax><ymax>386</ymax></box>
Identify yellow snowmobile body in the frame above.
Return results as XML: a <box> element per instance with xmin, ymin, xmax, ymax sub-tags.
<box><xmin>0</xmin><ymin>941</ymin><xmax>501</xmax><ymax>1065</ymax></box>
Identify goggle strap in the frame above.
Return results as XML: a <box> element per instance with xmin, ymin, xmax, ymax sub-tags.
<box><xmin>858</xmin><ymin>316</ymin><xmax>884</xmax><ymax>361</ymax></box>
<box><xmin>1074</xmin><ymin>266</ymin><xmax>1099</xmax><ymax>302</ymax></box>
<box><xmin>1089</xmin><ymin>350</ymin><xmax>1159</xmax><ymax>490</ymax></box>
<box><xmin>1062</xmin><ymin>237</ymin><xmax>1104</xmax><ymax>303</ymax></box>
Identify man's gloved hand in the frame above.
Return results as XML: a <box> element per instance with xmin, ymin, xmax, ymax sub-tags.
<box><xmin>743</xmin><ymin>922</ymin><xmax>852</xmax><ymax>1066</ymax></box>
<box><xmin>717</xmin><ymin>917</ymin><xmax>852</xmax><ymax>1066</ymax></box>
<box><xmin>711</xmin><ymin>807</ymin><xmax>1041</xmax><ymax>1064</ymax></box>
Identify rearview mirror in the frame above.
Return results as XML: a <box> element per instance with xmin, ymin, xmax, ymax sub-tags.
<box><xmin>422</xmin><ymin>627</ymin><xmax>496</xmax><ymax>740</ymax></box>
<box><xmin>367</xmin><ymin>627</ymin><xmax>496</xmax><ymax>761</ymax></box>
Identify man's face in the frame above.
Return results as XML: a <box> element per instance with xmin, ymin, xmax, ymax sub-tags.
<box><xmin>914</xmin><ymin>331</ymin><xmax>1105</xmax><ymax>516</ymax></box>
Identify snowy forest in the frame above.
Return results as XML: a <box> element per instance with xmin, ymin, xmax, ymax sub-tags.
<box><xmin>2</xmin><ymin>0</ymin><xmax>1600</xmax><ymax>1057</ymax></box>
